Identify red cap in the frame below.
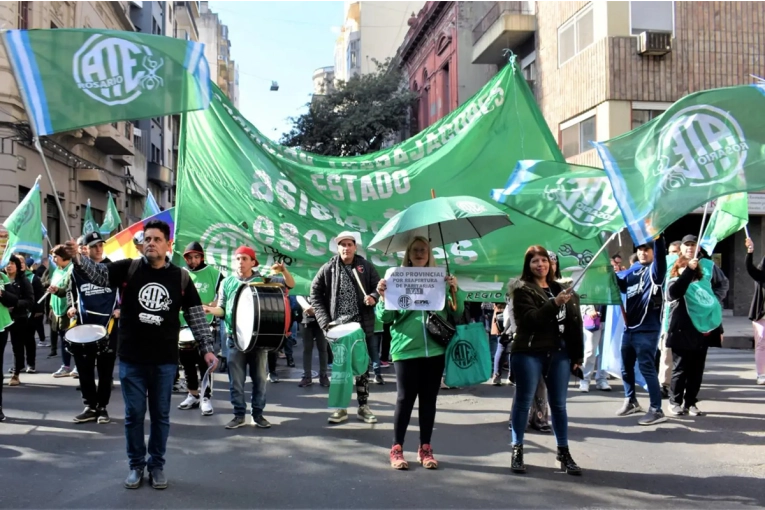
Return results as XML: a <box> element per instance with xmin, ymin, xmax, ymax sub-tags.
<box><xmin>234</xmin><ymin>246</ymin><xmax>258</xmax><ymax>265</ymax></box>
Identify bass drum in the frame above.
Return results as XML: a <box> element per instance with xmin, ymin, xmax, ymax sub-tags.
<box><xmin>232</xmin><ymin>283</ymin><xmax>291</xmax><ymax>353</ymax></box>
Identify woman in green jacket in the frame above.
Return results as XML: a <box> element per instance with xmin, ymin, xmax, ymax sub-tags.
<box><xmin>376</xmin><ymin>236</ymin><xmax>461</xmax><ymax>471</ymax></box>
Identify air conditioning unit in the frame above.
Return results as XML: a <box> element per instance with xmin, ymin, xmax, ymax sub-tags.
<box><xmin>637</xmin><ymin>31</ymin><xmax>672</xmax><ymax>56</ymax></box>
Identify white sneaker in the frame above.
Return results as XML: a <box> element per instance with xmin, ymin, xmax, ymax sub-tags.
<box><xmin>71</xmin><ymin>367</ymin><xmax>79</xmax><ymax>379</ymax></box>
<box><xmin>578</xmin><ymin>380</ymin><xmax>590</xmax><ymax>392</ymax></box>
<box><xmin>52</xmin><ymin>366</ymin><xmax>72</xmax><ymax>378</ymax></box>
<box><xmin>757</xmin><ymin>375</ymin><xmax>765</xmax><ymax>386</ymax></box>
<box><xmin>201</xmin><ymin>397</ymin><xmax>214</xmax><ymax>416</ymax></box>
<box><xmin>595</xmin><ymin>379</ymin><xmax>612</xmax><ymax>391</ymax></box>
<box><xmin>178</xmin><ymin>394</ymin><xmax>200</xmax><ymax>410</ymax></box>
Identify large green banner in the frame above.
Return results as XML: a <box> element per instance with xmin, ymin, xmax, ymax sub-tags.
<box><xmin>176</xmin><ymin>60</ymin><xmax>620</xmax><ymax>304</ymax></box>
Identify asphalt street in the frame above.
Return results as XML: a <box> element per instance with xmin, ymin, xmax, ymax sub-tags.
<box><xmin>0</xmin><ymin>342</ymin><xmax>763</xmax><ymax>509</ymax></box>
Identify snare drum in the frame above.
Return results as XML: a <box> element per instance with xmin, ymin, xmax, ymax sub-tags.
<box><xmin>65</xmin><ymin>324</ymin><xmax>108</xmax><ymax>357</ymax></box>
<box><xmin>325</xmin><ymin>322</ymin><xmax>362</xmax><ymax>344</ymax></box>
<box><xmin>179</xmin><ymin>327</ymin><xmax>197</xmax><ymax>351</ymax></box>
<box><xmin>232</xmin><ymin>283</ymin><xmax>290</xmax><ymax>353</ymax></box>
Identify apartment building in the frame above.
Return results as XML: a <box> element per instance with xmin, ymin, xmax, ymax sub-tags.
<box><xmin>470</xmin><ymin>0</ymin><xmax>765</xmax><ymax>315</ymax></box>
<box><xmin>334</xmin><ymin>1</ymin><xmax>426</xmax><ymax>83</ymax></box>
<box><xmin>198</xmin><ymin>1</ymin><xmax>239</xmax><ymax>107</ymax></box>
<box><xmin>0</xmin><ymin>1</ymin><xmax>138</xmax><ymax>244</ymax></box>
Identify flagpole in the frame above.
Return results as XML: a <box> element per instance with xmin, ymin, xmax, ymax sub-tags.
<box><xmin>571</xmin><ymin>231</ymin><xmax>619</xmax><ymax>290</ymax></box>
<box><xmin>1</xmin><ymin>36</ymin><xmax>73</xmax><ymax>241</ymax></box>
<box><xmin>694</xmin><ymin>202</ymin><xmax>710</xmax><ymax>258</ymax></box>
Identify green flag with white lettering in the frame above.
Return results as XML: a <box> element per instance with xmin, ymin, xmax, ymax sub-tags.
<box><xmin>99</xmin><ymin>192</ymin><xmax>121</xmax><ymax>236</ymax></box>
<box><xmin>176</xmin><ymin>59</ymin><xmax>620</xmax><ymax>304</ymax></box>
<box><xmin>700</xmin><ymin>193</ymin><xmax>749</xmax><ymax>253</ymax></box>
<box><xmin>594</xmin><ymin>84</ymin><xmax>765</xmax><ymax>246</ymax></box>
<box><xmin>491</xmin><ymin>160</ymin><xmax>625</xmax><ymax>239</ymax></box>
<box><xmin>2</xmin><ymin>28</ymin><xmax>210</xmax><ymax>136</ymax></box>
<box><xmin>82</xmin><ymin>199</ymin><xmax>97</xmax><ymax>235</ymax></box>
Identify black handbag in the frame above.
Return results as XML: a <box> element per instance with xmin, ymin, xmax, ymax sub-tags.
<box><xmin>425</xmin><ymin>312</ymin><xmax>456</xmax><ymax>347</ymax></box>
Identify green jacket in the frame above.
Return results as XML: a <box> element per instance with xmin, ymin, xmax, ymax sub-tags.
<box><xmin>376</xmin><ymin>287</ymin><xmax>464</xmax><ymax>362</ymax></box>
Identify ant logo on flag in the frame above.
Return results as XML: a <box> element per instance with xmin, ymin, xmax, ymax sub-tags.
<box><xmin>455</xmin><ymin>201</ymin><xmax>486</xmax><ymax>215</ymax></box>
<box><xmin>543</xmin><ymin>177</ymin><xmax>619</xmax><ymax>228</ymax></box>
<box><xmin>653</xmin><ymin>105</ymin><xmax>748</xmax><ymax>191</ymax></box>
<box><xmin>201</xmin><ymin>223</ymin><xmax>252</xmax><ymax>272</ymax></box>
<box><xmin>73</xmin><ymin>35</ymin><xmax>165</xmax><ymax>106</ymax></box>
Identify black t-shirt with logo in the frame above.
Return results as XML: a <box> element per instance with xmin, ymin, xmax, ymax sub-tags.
<box><xmin>105</xmin><ymin>259</ymin><xmax>202</xmax><ymax>365</ymax></box>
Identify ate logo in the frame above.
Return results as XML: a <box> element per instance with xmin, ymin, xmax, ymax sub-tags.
<box><xmin>73</xmin><ymin>34</ymin><xmax>165</xmax><ymax>106</ymax></box>
<box><xmin>332</xmin><ymin>344</ymin><xmax>347</xmax><ymax>366</ymax></box>
<box><xmin>654</xmin><ymin>105</ymin><xmax>748</xmax><ymax>191</ymax></box>
<box><xmin>138</xmin><ymin>283</ymin><xmax>172</xmax><ymax>312</ymax></box>
<box><xmin>398</xmin><ymin>295</ymin><xmax>412</xmax><ymax>309</ymax></box>
<box><xmin>455</xmin><ymin>200</ymin><xmax>487</xmax><ymax>215</ymax></box>
<box><xmin>451</xmin><ymin>340</ymin><xmax>477</xmax><ymax>369</ymax></box>
<box><xmin>543</xmin><ymin>176</ymin><xmax>620</xmax><ymax>228</ymax></box>
<box><xmin>201</xmin><ymin>223</ymin><xmax>252</xmax><ymax>273</ymax></box>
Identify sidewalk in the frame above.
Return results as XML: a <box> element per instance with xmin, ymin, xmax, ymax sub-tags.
<box><xmin>722</xmin><ymin>314</ymin><xmax>754</xmax><ymax>349</ymax></box>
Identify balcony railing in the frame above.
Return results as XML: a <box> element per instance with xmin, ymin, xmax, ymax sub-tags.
<box><xmin>472</xmin><ymin>1</ymin><xmax>535</xmax><ymax>44</ymax></box>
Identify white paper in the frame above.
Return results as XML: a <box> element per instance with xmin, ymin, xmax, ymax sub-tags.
<box><xmin>383</xmin><ymin>267</ymin><xmax>446</xmax><ymax>311</ymax></box>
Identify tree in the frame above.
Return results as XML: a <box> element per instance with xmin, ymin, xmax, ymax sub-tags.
<box><xmin>281</xmin><ymin>60</ymin><xmax>418</xmax><ymax>156</ymax></box>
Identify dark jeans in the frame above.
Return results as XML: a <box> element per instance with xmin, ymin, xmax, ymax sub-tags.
<box><xmin>9</xmin><ymin>319</ymin><xmax>33</xmax><ymax>374</ymax></box>
<box><xmin>302</xmin><ymin>321</ymin><xmax>328</xmax><ymax>377</ymax></box>
<box><xmin>621</xmin><ymin>329</ymin><xmax>663</xmax><ymax>411</ymax></box>
<box><xmin>74</xmin><ymin>350</ymin><xmax>116</xmax><ymax>409</ymax></box>
<box><xmin>227</xmin><ymin>338</ymin><xmax>268</xmax><ymax>418</ymax></box>
<box><xmin>32</xmin><ymin>314</ymin><xmax>46</xmax><ymax>344</ymax></box>
<box><xmin>179</xmin><ymin>347</ymin><xmax>211</xmax><ymax>398</ymax></box>
<box><xmin>267</xmin><ymin>350</ymin><xmax>277</xmax><ymax>374</ymax></box>
<box><xmin>59</xmin><ymin>330</ymin><xmax>71</xmax><ymax>367</ymax></box>
<box><xmin>670</xmin><ymin>347</ymin><xmax>708</xmax><ymax>408</ymax></box>
<box><xmin>380</xmin><ymin>323</ymin><xmax>392</xmax><ymax>362</ymax></box>
<box><xmin>511</xmin><ymin>350</ymin><xmax>571</xmax><ymax>447</ymax></box>
<box><xmin>0</xmin><ymin>330</ymin><xmax>7</xmax><ymax>407</ymax></box>
<box><xmin>393</xmin><ymin>355</ymin><xmax>445</xmax><ymax>446</ymax></box>
<box><xmin>120</xmin><ymin>361</ymin><xmax>176</xmax><ymax>471</ymax></box>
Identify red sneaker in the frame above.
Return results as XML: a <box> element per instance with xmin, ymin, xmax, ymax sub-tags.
<box><xmin>390</xmin><ymin>444</ymin><xmax>409</xmax><ymax>470</ymax></box>
<box><xmin>417</xmin><ymin>444</ymin><xmax>438</xmax><ymax>469</ymax></box>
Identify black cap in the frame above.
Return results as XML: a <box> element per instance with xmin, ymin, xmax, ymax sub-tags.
<box><xmin>183</xmin><ymin>241</ymin><xmax>204</xmax><ymax>257</ymax></box>
<box><xmin>83</xmin><ymin>231</ymin><xmax>104</xmax><ymax>247</ymax></box>
<box><xmin>681</xmin><ymin>235</ymin><xmax>698</xmax><ymax>245</ymax></box>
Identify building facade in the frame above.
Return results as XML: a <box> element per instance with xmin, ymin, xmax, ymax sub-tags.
<box><xmin>0</xmin><ymin>1</ymin><xmax>138</xmax><ymax>245</ymax></box>
<box><xmin>312</xmin><ymin>66</ymin><xmax>336</xmax><ymax>97</ymax></box>
<box><xmin>396</xmin><ymin>1</ymin><xmax>498</xmax><ymax>133</ymax></box>
<box><xmin>198</xmin><ymin>1</ymin><xmax>239</xmax><ymax>107</ymax></box>
<box><xmin>334</xmin><ymin>1</ymin><xmax>426</xmax><ymax>83</ymax></box>
<box><xmin>471</xmin><ymin>0</ymin><xmax>765</xmax><ymax>315</ymax></box>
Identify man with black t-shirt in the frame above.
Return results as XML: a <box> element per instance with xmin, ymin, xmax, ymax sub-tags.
<box><xmin>65</xmin><ymin>220</ymin><xmax>216</xmax><ymax>491</ymax></box>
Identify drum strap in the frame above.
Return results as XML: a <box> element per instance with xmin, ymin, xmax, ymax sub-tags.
<box><xmin>122</xmin><ymin>259</ymin><xmax>191</xmax><ymax>296</ymax></box>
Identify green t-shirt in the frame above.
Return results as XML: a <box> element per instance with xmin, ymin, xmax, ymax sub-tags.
<box><xmin>0</xmin><ymin>272</ymin><xmax>13</xmax><ymax>332</ymax></box>
<box><xmin>49</xmin><ymin>263</ymin><xmax>72</xmax><ymax>317</ymax></box>
<box><xmin>179</xmin><ymin>265</ymin><xmax>221</xmax><ymax>327</ymax></box>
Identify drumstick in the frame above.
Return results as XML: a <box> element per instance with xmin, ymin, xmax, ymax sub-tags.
<box><xmin>351</xmin><ymin>268</ymin><xmax>368</xmax><ymax>299</ymax></box>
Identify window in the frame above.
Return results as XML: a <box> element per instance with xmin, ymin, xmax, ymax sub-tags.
<box><xmin>522</xmin><ymin>52</ymin><xmax>537</xmax><ymax>96</ymax></box>
<box><xmin>558</xmin><ymin>4</ymin><xmax>594</xmax><ymax>66</ymax></box>
<box><xmin>46</xmin><ymin>195</ymin><xmax>60</xmax><ymax>246</ymax></box>
<box><xmin>560</xmin><ymin>114</ymin><xmax>596</xmax><ymax>158</ymax></box>
<box><xmin>50</xmin><ymin>21</ymin><xmax>58</xmax><ymax>29</ymax></box>
<box><xmin>631</xmin><ymin>109</ymin><xmax>664</xmax><ymax>130</ymax></box>
<box><xmin>630</xmin><ymin>1</ymin><xmax>674</xmax><ymax>35</ymax></box>
<box><xmin>441</xmin><ymin>63</ymin><xmax>450</xmax><ymax>115</ymax></box>
<box><xmin>18</xmin><ymin>1</ymin><xmax>29</xmax><ymax>29</ymax></box>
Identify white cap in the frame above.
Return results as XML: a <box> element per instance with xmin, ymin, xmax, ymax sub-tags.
<box><xmin>133</xmin><ymin>231</ymin><xmax>144</xmax><ymax>245</ymax></box>
<box><xmin>335</xmin><ymin>231</ymin><xmax>360</xmax><ymax>246</ymax></box>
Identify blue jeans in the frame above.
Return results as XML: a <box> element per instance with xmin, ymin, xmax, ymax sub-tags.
<box><xmin>120</xmin><ymin>361</ymin><xmax>176</xmax><ymax>471</ymax></box>
<box><xmin>621</xmin><ymin>329</ymin><xmax>662</xmax><ymax>411</ymax></box>
<box><xmin>227</xmin><ymin>337</ymin><xmax>268</xmax><ymax>418</ymax></box>
<box><xmin>59</xmin><ymin>330</ymin><xmax>71</xmax><ymax>368</ymax></box>
<box><xmin>493</xmin><ymin>341</ymin><xmax>508</xmax><ymax>375</ymax></box>
<box><xmin>219</xmin><ymin>321</ymin><xmax>229</xmax><ymax>359</ymax></box>
<box><xmin>368</xmin><ymin>333</ymin><xmax>381</xmax><ymax>376</ymax></box>
<box><xmin>510</xmin><ymin>350</ymin><xmax>571</xmax><ymax>447</ymax></box>
<box><xmin>489</xmin><ymin>335</ymin><xmax>499</xmax><ymax>371</ymax></box>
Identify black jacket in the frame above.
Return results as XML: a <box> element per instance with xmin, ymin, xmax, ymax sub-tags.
<box><xmin>27</xmin><ymin>272</ymin><xmax>45</xmax><ymax>314</ymax></box>
<box><xmin>666</xmin><ymin>268</ymin><xmax>722</xmax><ymax>350</ymax></box>
<box><xmin>310</xmin><ymin>254</ymin><xmax>380</xmax><ymax>336</ymax></box>
<box><xmin>746</xmin><ymin>253</ymin><xmax>765</xmax><ymax>321</ymax></box>
<box><xmin>509</xmin><ymin>278</ymin><xmax>584</xmax><ymax>364</ymax></box>
<box><xmin>4</xmin><ymin>273</ymin><xmax>34</xmax><ymax>321</ymax></box>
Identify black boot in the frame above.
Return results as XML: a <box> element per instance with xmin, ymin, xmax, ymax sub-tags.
<box><xmin>511</xmin><ymin>444</ymin><xmax>526</xmax><ymax>473</ymax></box>
<box><xmin>556</xmin><ymin>446</ymin><xmax>582</xmax><ymax>475</ymax></box>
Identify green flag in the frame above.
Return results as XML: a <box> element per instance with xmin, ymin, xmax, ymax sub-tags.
<box><xmin>700</xmin><ymin>193</ymin><xmax>748</xmax><ymax>253</ymax></box>
<box><xmin>1</xmin><ymin>177</ymin><xmax>43</xmax><ymax>268</ymax></box>
<box><xmin>82</xmin><ymin>199</ymin><xmax>97</xmax><ymax>235</ymax></box>
<box><xmin>594</xmin><ymin>84</ymin><xmax>765</xmax><ymax>246</ymax></box>
<box><xmin>2</xmin><ymin>28</ymin><xmax>210</xmax><ymax>136</ymax></box>
<box><xmin>99</xmin><ymin>192</ymin><xmax>121</xmax><ymax>236</ymax></box>
<box><xmin>142</xmin><ymin>190</ymin><xmax>161</xmax><ymax>220</ymax></box>
<box><xmin>491</xmin><ymin>160</ymin><xmax>625</xmax><ymax>239</ymax></box>
<box><xmin>176</xmin><ymin>58</ymin><xmax>620</xmax><ymax>304</ymax></box>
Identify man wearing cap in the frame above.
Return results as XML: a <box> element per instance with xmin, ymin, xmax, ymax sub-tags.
<box><xmin>310</xmin><ymin>231</ymin><xmax>382</xmax><ymax>425</ymax></box>
<box><xmin>66</xmin><ymin>231</ymin><xmax>121</xmax><ymax>424</ymax></box>
<box><xmin>614</xmin><ymin>236</ymin><xmax>668</xmax><ymax>426</ymax></box>
<box><xmin>205</xmin><ymin>245</ymin><xmax>295</xmax><ymax>430</ymax></box>
<box><xmin>177</xmin><ymin>242</ymin><xmax>222</xmax><ymax>416</ymax></box>
<box><xmin>65</xmin><ymin>219</ymin><xmax>217</xmax><ymax>490</ymax></box>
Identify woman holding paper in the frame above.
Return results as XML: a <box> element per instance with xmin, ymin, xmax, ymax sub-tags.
<box><xmin>507</xmin><ymin>245</ymin><xmax>583</xmax><ymax>475</ymax></box>
<box><xmin>744</xmin><ymin>237</ymin><xmax>765</xmax><ymax>385</ymax></box>
<box><xmin>375</xmin><ymin>236</ymin><xmax>461</xmax><ymax>470</ymax></box>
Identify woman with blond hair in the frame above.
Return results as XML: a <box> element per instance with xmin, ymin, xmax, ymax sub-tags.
<box><xmin>376</xmin><ymin>236</ymin><xmax>461</xmax><ymax>470</ymax></box>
